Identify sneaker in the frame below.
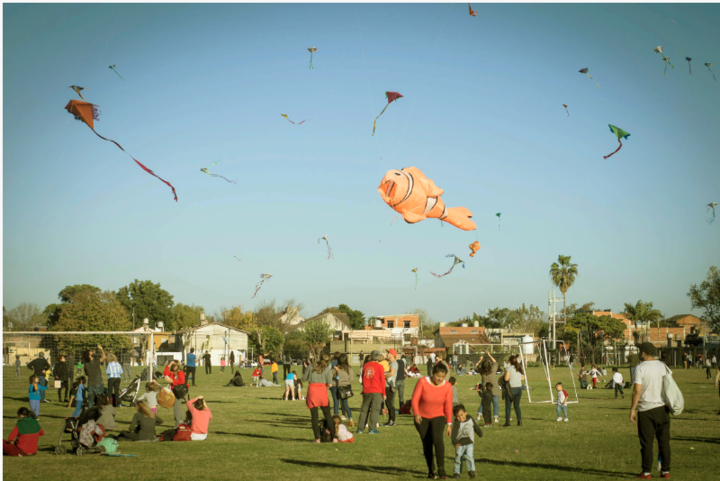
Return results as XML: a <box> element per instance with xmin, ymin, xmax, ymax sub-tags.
<box><xmin>348</xmin><ymin>420</ymin><xmax>355</xmax><ymax>428</ymax></box>
<box><xmin>357</xmin><ymin>430</ymin><xmax>364</xmax><ymax>434</ymax></box>
<box><xmin>660</xmin><ymin>473</ymin><xmax>670</xmax><ymax>479</ymax></box>
<box><xmin>494</xmin><ymin>417</ymin><xmax>499</xmax><ymax>423</ymax></box>
<box><xmin>485</xmin><ymin>424</ymin><xmax>492</xmax><ymax>427</ymax></box>
<box><xmin>477</xmin><ymin>416</ymin><xmax>482</xmax><ymax>422</ymax></box>
<box><xmin>636</xmin><ymin>474</ymin><xmax>652</xmax><ymax>479</ymax></box>
<box><xmin>341</xmin><ymin>416</ymin><xmax>347</xmax><ymax>421</ymax></box>
<box><xmin>564</xmin><ymin>418</ymin><xmax>569</xmax><ymax>422</ymax></box>
<box><xmin>384</xmin><ymin>421</ymin><xmax>396</xmax><ymax>427</ymax></box>
<box><xmin>368</xmin><ymin>429</ymin><xmax>380</xmax><ymax>434</ymax></box>
<box><xmin>557</xmin><ymin>417</ymin><xmax>562</xmax><ymax>422</ymax></box>
<box><xmin>469</xmin><ymin>472</ymin><xmax>476</xmax><ymax>479</ymax></box>
<box><xmin>453</xmin><ymin>475</ymin><xmax>460</xmax><ymax>479</ymax></box>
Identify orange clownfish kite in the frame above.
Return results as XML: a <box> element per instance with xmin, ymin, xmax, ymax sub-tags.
<box><xmin>64</xmin><ymin>100</ymin><xmax>177</xmax><ymax>201</ymax></box>
<box><xmin>468</xmin><ymin>4</ymin><xmax>477</xmax><ymax>16</ymax></box>
<box><xmin>469</xmin><ymin>241</ymin><xmax>480</xmax><ymax>257</ymax></box>
<box><xmin>378</xmin><ymin>167</ymin><xmax>476</xmax><ymax>231</ymax></box>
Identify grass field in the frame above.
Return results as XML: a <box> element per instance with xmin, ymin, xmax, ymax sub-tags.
<box><xmin>3</xmin><ymin>365</ymin><xmax>719</xmax><ymax>480</ymax></box>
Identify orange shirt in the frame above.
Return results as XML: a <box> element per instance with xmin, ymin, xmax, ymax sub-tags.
<box><xmin>411</xmin><ymin>377</ymin><xmax>453</xmax><ymax>424</ymax></box>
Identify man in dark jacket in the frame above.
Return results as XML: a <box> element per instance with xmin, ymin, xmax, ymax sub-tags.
<box><xmin>27</xmin><ymin>353</ymin><xmax>51</xmax><ymax>403</ymax></box>
<box><xmin>53</xmin><ymin>355</ymin><xmax>70</xmax><ymax>402</ymax></box>
<box><xmin>202</xmin><ymin>351</ymin><xmax>212</xmax><ymax>374</ymax></box>
<box><xmin>282</xmin><ymin>351</ymin><xmax>292</xmax><ymax>379</ymax></box>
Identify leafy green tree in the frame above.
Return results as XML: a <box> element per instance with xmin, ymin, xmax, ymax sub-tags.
<box><xmin>337</xmin><ymin>304</ymin><xmax>366</xmax><ymax>330</ymax></box>
<box><xmin>301</xmin><ymin>320</ymin><xmax>334</xmax><ymax>360</ymax></box>
<box><xmin>248</xmin><ymin>326</ymin><xmax>283</xmax><ymax>358</ymax></box>
<box><xmin>408</xmin><ymin>308</ymin><xmax>437</xmax><ymax>338</ymax></box>
<box><xmin>4</xmin><ymin>303</ymin><xmax>47</xmax><ymax>331</ymax></box>
<box><xmin>173</xmin><ymin>303</ymin><xmax>205</xmax><ymax>330</ymax></box>
<box><xmin>283</xmin><ymin>330</ymin><xmax>308</xmax><ymax>359</ymax></box>
<box><xmin>688</xmin><ymin>266</ymin><xmax>720</xmax><ymax>332</ymax></box>
<box><xmin>506</xmin><ymin>304</ymin><xmax>546</xmax><ymax>335</ymax></box>
<box><xmin>44</xmin><ymin>284</ymin><xmax>102</xmax><ymax>328</ymax></box>
<box><xmin>549</xmin><ymin>255</ymin><xmax>579</xmax><ymax>330</ymax></box>
<box><xmin>116</xmin><ymin>279</ymin><xmax>174</xmax><ymax>330</ymax></box>
<box><xmin>565</xmin><ymin>313</ymin><xmax>626</xmax><ymax>364</ymax></box>
<box><xmin>623</xmin><ymin>300</ymin><xmax>663</xmax><ymax>341</ymax></box>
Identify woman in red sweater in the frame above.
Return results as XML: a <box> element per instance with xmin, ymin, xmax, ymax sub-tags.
<box><xmin>3</xmin><ymin>407</ymin><xmax>44</xmax><ymax>457</ymax></box>
<box><xmin>411</xmin><ymin>363</ymin><xmax>453</xmax><ymax>479</ymax></box>
<box><xmin>164</xmin><ymin>360</ymin><xmax>186</xmax><ymax>427</ymax></box>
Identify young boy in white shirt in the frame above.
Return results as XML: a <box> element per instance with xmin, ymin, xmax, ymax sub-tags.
<box><xmin>588</xmin><ymin>365</ymin><xmax>601</xmax><ymax>388</ymax></box>
<box><xmin>612</xmin><ymin>367</ymin><xmax>624</xmax><ymax>399</ymax></box>
<box><xmin>555</xmin><ymin>382</ymin><xmax>569</xmax><ymax>422</ymax></box>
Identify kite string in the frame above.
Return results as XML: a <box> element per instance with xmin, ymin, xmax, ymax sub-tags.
<box><xmin>89</xmin><ymin>5</ymin><xmax>122</xmax><ymax>85</ymax></box>
<box><xmin>354</xmin><ymin>4</ymin><xmax>381</xmax><ymax>164</ymax></box>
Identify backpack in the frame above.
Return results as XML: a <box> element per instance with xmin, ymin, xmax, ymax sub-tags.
<box><xmin>399</xmin><ymin>401</ymin><xmax>413</xmax><ymax>415</ymax></box>
<box><xmin>661</xmin><ymin>365</ymin><xmax>684</xmax><ymax>415</ymax></box>
<box><xmin>173</xmin><ymin>423</ymin><xmax>192</xmax><ymax>442</ymax></box>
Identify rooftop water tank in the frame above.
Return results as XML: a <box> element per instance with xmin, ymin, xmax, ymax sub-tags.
<box><xmin>473</xmin><ymin>321</ymin><xmax>480</xmax><ymax>327</ymax></box>
<box><xmin>374</xmin><ymin>320</ymin><xmax>382</xmax><ymax>328</ymax></box>
<box><xmin>461</xmin><ymin>323</ymin><xmax>469</xmax><ymax>327</ymax></box>
<box><xmin>521</xmin><ymin>335</ymin><xmax>534</xmax><ymax>354</ymax></box>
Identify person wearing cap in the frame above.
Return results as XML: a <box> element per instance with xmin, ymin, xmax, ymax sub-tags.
<box><xmin>630</xmin><ymin>343</ymin><xmax>671</xmax><ymax>480</ymax></box>
<box><xmin>384</xmin><ymin>349</ymin><xmax>399</xmax><ymax>427</ymax></box>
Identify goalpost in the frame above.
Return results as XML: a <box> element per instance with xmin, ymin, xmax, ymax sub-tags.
<box><xmin>518</xmin><ymin>338</ymin><xmax>578</xmax><ymax>404</ymax></box>
<box><xmin>3</xmin><ymin>331</ymin><xmax>154</xmax><ymax>393</ymax></box>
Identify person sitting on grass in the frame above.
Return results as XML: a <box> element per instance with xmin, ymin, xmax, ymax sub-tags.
<box><xmin>332</xmin><ymin>415</ymin><xmax>354</xmax><ymax>443</ymax></box>
<box><xmin>187</xmin><ymin>396</ymin><xmax>212</xmax><ymax>441</ymax></box>
<box><xmin>3</xmin><ymin>407</ymin><xmax>44</xmax><ymax>457</ymax></box>
<box><xmin>117</xmin><ymin>400</ymin><xmax>156</xmax><ymax>441</ymax></box>
<box><xmin>225</xmin><ymin>371</ymin><xmax>245</xmax><ymax>387</ymax></box>
<box><xmin>97</xmin><ymin>394</ymin><xmax>118</xmax><ymax>431</ymax></box>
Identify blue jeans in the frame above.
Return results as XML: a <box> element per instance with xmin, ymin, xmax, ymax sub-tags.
<box><xmin>331</xmin><ymin>386</ymin><xmax>339</xmax><ymax>415</ymax></box>
<box><xmin>556</xmin><ymin>404</ymin><xmax>568</xmax><ymax>419</ymax></box>
<box><xmin>630</xmin><ymin>367</ymin><xmax>637</xmax><ymax>384</ymax></box>
<box><xmin>341</xmin><ymin>396</ymin><xmax>353</xmax><ymax>420</ymax></box>
<box><xmin>505</xmin><ymin>387</ymin><xmax>522</xmax><ymax>421</ymax></box>
<box><xmin>87</xmin><ymin>383</ymin><xmax>104</xmax><ymax>409</ymax></box>
<box><xmin>454</xmin><ymin>444</ymin><xmax>475</xmax><ymax>474</ymax></box>
<box><xmin>39</xmin><ymin>377</ymin><xmax>47</xmax><ymax>402</ymax></box>
<box><xmin>72</xmin><ymin>400</ymin><xmax>84</xmax><ymax>418</ymax></box>
<box><xmin>478</xmin><ymin>395</ymin><xmax>500</xmax><ymax>418</ymax></box>
<box><xmin>29</xmin><ymin>399</ymin><xmax>40</xmax><ymax>418</ymax></box>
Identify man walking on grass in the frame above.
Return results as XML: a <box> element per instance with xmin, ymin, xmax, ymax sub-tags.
<box><xmin>630</xmin><ymin>343</ymin><xmax>671</xmax><ymax>480</ymax></box>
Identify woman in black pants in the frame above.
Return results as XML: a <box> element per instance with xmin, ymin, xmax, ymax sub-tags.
<box><xmin>503</xmin><ymin>355</ymin><xmax>525</xmax><ymax>426</ymax></box>
<box><xmin>412</xmin><ymin>363</ymin><xmax>453</xmax><ymax>479</ymax></box>
<box><xmin>302</xmin><ymin>353</ymin><xmax>336</xmax><ymax>443</ymax></box>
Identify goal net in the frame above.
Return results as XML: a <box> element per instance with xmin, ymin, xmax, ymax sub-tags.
<box><xmin>518</xmin><ymin>339</ymin><xmax>579</xmax><ymax>404</ymax></box>
<box><xmin>3</xmin><ymin>331</ymin><xmax>153</xmax><ymax>393</ymax></box>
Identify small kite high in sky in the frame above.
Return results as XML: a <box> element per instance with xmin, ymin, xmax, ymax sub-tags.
<box><xmin>662</xmin><ymin>56</ymin><xmax>675</xmax><ymax>76</ymax></box>
<box><xmin>685</xmin><ymin>57</ymin><xmax>692</xmax><ymax>75</ymax></box>
<box><xmin>430</xmin><ymin>254</ymin><xmax>465</xmax><ymax>279</ymax></box>
<box><xmin>378</xmin><ymin>167</ymin><xmax>476</xmax><ymax>231</ymax></box>
<box><xmin>563</xmin><ymin>104</ymin><xmax>569</xmax><ymax>117</ymax></box>
<box><xmin>653</xmin><ymin>46</ymin><xmax>664</xmax><ymax>55</ymax></box>
<box><xmin>318</xmin><ymin>235</ymin><xmax>334</xmax><ymax>260</ymax></box>
<box><xmin>578</xmin><ymin>68</ymin><xmax>600</xmax><ymax>89</ymax></box>
<box><xmin>64</xmin><ymin>99</ymin><xmax>177</xmax><ymax>201</ymax></box>
<box><xmin>69</xmin><ymin>85</ymin><xmax>85</xmax><ymax>99</ymax></box>
<box><xmin>705</xmin><ymin>62</ymin><xmax>717</xmax><ymax>81</ymax></box>
<box><xmin>233</xmin><ymin>254</ymin><xmax>241</xmax><ymax>263</ymax></box>
<box><xmin>372</xmin><ymin>91</ymin><xmax>403</xmax><ymax>136</ymax></box>
<box><xmin>308</xmin><ymin>47</ymin><xmax>317</xmax><ymax>69</ymax></box>
<box><xmin>603</xmin><ymin>124</ymin><xmax>631</xmax><ymax>160</ymax></box>
<box><xmin>707</xmin><ymin>202</ymin><xmax>718</xmax><ymax>224</ymax></box>
<box><xmin>412</xmin><ymin>268</ymin><xmax>418</xmax><ymax>289</ymax></box>
<box><xmin>281</xmin><ymin>114</ymin><xmax>308</xmax><ymax>125</ymax></box>
<box><xmin>496</xmin><ymin>212</ymin><xmax>501</xmax><ymax>229</ymax></box>
<box><xmin>201</xmin><ymin>161</ymin><xmax>237</xmax><ymax>184</ymax></box>
<box><xmin>468</xmin><ymin>3</ymin><xmax>477</xmax><ymax>16</ymax></box>
<box><xmin>252</xmin><ymin>274</ymin><xmax>273</xmax><ymax>298</ymax></box>
<box><xmin>469</xmin><ymin>241</ymin><xmax>480</xmax><ymax>258</ymax></box>
<box><xmin>109</xmin><ymin>65</ymin><xmax>124</xmax><ymax>79</ymax></box>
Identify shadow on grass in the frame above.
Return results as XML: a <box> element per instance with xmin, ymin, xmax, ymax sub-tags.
<box><xmin>474</xmin><ymin>457</ymin><xmax>633</xmax><ymax>478</ymax></box>
<box><xmin>673</xmin><ymin>436</ymin><xmax>720</xmax><ymax>444</ymax></box>
<box><xmin>213</xmin><ymin>431</ymin><xmax>308</xmax><ymax>443</ymax></box>
<box><xmin>282</xmin><ymin>459</ymin><xmax>426</xmax><ymax>477</ymax></box>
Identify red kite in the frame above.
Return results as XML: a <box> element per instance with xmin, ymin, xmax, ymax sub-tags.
<box><xmin>64</xmin><ymin>100</ymin><xmax>177</xmax><ymax>201</ymax></box>
<box><xmin>372</xmin><ymin>91</ymin><xmax>403</xmax><ymax>136</ymax></box>
<box><xmin>468</xmin><ymin>4</ymin><xmax>477</xmax><ymax>16</ymax></box>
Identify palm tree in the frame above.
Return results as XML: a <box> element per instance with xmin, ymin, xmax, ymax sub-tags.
<box><xmin>623</xmin><ymin>300</ymin><xmax>663</xmax><ymax>343</ymax></box>
<box><xmin>549</xmin><ymin>255</ymin><xmax>579</xmax><ymax>347</ymax></box>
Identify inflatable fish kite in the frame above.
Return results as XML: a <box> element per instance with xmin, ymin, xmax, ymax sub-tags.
<box><xmin>252</xmin><ymin>274</ymin><xmax>273</xmax><ymax>298</ymax></box>
<box><xmin>430</xmin><ymin>254</ymin><xmax>465</xmax><ymax>278</ymax></box>
<box><xmin>318</xmin><ymin>235</ymin><xmax>334</xmax><ymax>260</ymax></box>
<box><xmin>469</xmin><ymin>241</ymin><xmax>480</xmax><ymax>258</ymax></box>
<box><xmin>378</xmin><ymin>167</ymin><xmax>476</xmax><ymax>231</ymax></box>
<box><xmin>603</xmin><ymin>125</ymin><xmax>630</xmax><ymax>160</ymax></box>
<box><xmin>64</xmin><ymin>100</ymin><xmax>177</xmax><ymax>201</ymax></box>
<box><xmin>373</xmin><ymin>91</ymin><xmax>403</xmax><ymax>136</ymax></box>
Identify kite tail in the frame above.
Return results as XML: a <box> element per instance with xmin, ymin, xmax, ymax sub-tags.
<box><xmin>309</xmin><ymin>52</ymin><xmax>314</xmax><ymax>70</ymax></box>
<box><xmin>709</xmin><ymin>67</ymin><xmax>717</xmax><ymax>81</ymax></box>
<box><xmin>414</xmin><ymin>273</ymin><xmax>418</xmax><ymax>290</ymax></box>
<box><xmin>91</xmin><ymin>129</ymin><xmax>178</xmax><ymax>201</ymax></box>
<box><xmin>113</xmin><ymin>69</ymin><xmax>124</xmax><ymax>80</ymax></box>
<box><xmin>372</xmin><ymin>103</ymin><xmax>391</xmax><ymax>136</ymax></box>
<box><xmin>325</xmin><ymin>240</ymin><xmax>334</xmax><ymax>260</ymax></box>
<box><xmin>78</xmin><ymin>91</ymin><xmax>85</xmax><ymax>100</ymax></box>
<box><xmin>252</xmin><ymin>279</ymin><xmax>267</xmax><ymax>298</ymax></box>
<box><xmin>218</xmin><ymin>175</ymin><xmax>237</xmax><ymax>184</ymax></box>
<box><xmin>689</xmin><ymin>63</ymin><xmax>692</xmax><ymax>75</ymax></box>
<box><xmin>586</xmin><ymin>73</ymin><xmax>600</xmax><ymax>89</ymax></box>
<box><xmin>603</xmin><ymin>140</ymin><xmax>623</xmax><ymax>160</ymax></box>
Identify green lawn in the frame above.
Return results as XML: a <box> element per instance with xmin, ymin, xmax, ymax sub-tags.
<box><xmin>3</xmin><ymin>365</ymin><xmax>719</xmax><ymax>480</ymax></box>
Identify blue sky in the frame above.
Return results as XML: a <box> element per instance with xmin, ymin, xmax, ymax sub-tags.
<box><xmin>3</xmin><ymin>3</ymin><xmax>719</xmax><ymax>324</ymax></box>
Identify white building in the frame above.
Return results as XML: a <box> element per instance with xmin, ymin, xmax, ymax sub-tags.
<box><xmin>296</xmin><ymin>312</ymin><xmax>352</xmax><ymax>339</ymax></box>
<box><xmin>279</xmin><ymin>307</ymin><xmax>305</xmax><ymax>326</ymax></box>
<box><xmin>182</xmin><ymin>322</ymin><xmax>249</xmax><ymax>365</ymax></box>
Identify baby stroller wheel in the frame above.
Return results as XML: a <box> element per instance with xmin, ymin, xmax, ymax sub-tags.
<box><xmin>55</xmin><ymin>446</ymin><xmax>66</xmax><ymax>456</ymax></box>
<box><xmin>71</xmin><ymin>439</ymin><xmax>79</xmax><ymax>449</ymax></box>
<box><xmin>76</xmin><ymin>445</ymin><xmax>85</xmax><ymax>457</ymax></box>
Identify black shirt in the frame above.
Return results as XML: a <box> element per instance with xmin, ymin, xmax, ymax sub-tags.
<box><xmin>54</xmin><ymin>361</ymin><xmax>69</xmax><ymax>381</ymax></box>
<box><xmin>27</xmin><ymin>358</ymin><xmax>50</xmax><ymax>376</ymax></box>
<box><xmin>202</xmin><ymin>353</ymin><xmax>212</xmax><ymax>365</ymax></box>
<box><xmin>84</xmin><ymin>358</ymin><xmax>103</xmax><ymax>386</ymax></box>
<box><xmin>396</xmin><ymin>359</ymin><xmax>406</xmax><ymax>381</ymax></box>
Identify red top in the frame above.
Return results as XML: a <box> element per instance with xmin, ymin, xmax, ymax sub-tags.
<box><xmin>7</xmin><ymin>426</ymin><xmax>45</xmax><ymax>455</ymax></box>
<box><xmin>187</xmin><ymin>398</ymin><xmax>213</xmax><ymax>435</ymax></box>
<box><xmin>252</xmin><ymin>368</ymin><xmax>262</xmax><ymax>377</ymax></box>
<box><xmin>411</xmin><ymin>377</ymin><xmax>453</xmax><ymax>424</ymax></box>
<box><xmin>163</xmin><ymin>365</ymin><xmax>185</xmax><ymax>386</ymax></box>
<box><xmin>360</xmin><ymin>361</ymin><xmax>387</xmax><ymax>396</ymax></box>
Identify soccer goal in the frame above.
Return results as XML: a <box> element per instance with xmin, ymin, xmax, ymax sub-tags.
<box><xmin>518</xmin><ymin>338</ymin><xmax>579</xmax><ymax>404</ymax></box>
<box><xmin>3</xmin><ymin>331</ymin><xmax>154</xmax><ymax>393</ymax></box>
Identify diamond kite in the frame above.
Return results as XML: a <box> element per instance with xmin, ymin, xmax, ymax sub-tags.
<box><xmin>69</xmin><ymin>85</ymin><xmax>86</xmax><ymax>99</ymax></box>
<box><xmin>201</xmin><ymin>161</ymin><xmax>237</xmax><ymax>184</ymax></box>
<box><xmin>469</xmin><ymin>241</ymin><xmax>480</xmax><ymax>258</ymax></box>
<box><xmin>64</xmin><ymin>99</ymin><xmax>177</xmax><ymax>201</ymax></box>
<box><xmin>318</xmin><ymin>235</ymin><xmax>334</xmax><ymax>260</ymax></box>
<box><xmin>705</xmin><ymin>62</ymin><xmax>717</xmax><ymax>81</ymax></box>
<box><xmin>378</xmin><ymin>167</ymin><xmax>476</xmax><ymax>231</ymax></box>
<box><xmin>109</xmin><ymin>65</ymin><xmax>124</xmax><ymax>80</ymax></box>
<box><xmin>603</xmin><ymin>124</ymin><xmax>630</xmax><ymax>160</ymax></box>
<box><xmin>252</xmin><ymin>274</ymin><xmax>273</xmax><ymax>298</ymax></box>
<box><xmin>468</xmin><ymin>3</ymin><xmax>477</xmax><ymax>16</ymax></box>
<box><xmin>578</xmin><ymin>68</ymin><xmax>600</xmax><ymax>89</ymax></box>
<box><xmin>707</xmin><ymin>203</ymin><xmax>718</xmax><ymax>224</ymax></box>
<box><xmin>372</xmin><ymin>91</ymin><xmax>403</xmax><ymax>136</ymax></box>
<box><xmin>430</xmin><ymin>255</ymin><xmax>465</xmax><ymax>279</ymax></box>
<box><xmin>233</xmin><ymin>254</ymin><xmax>241</xmax><ymax>263</ymax></box>
<box><xmin>563</xmin><ymin>104</ymin><xmax>569</xmax><ymax>117</ymax></box>
<box><xmin>662</xmin><ymin>56</ymin><xmax>675</xmax><ymax>76</ymax></box>
<box><xmin>412</xmin><ymin>268</ymin><xmax>418</xmax><ymax>289</ymax></box>
<box><xmin>281</xmin><ymin>114</ymin><xmax>308</xmax><ymax>125</ymax></box>
<box><xmin>308</xmin><ymin>47</ymin><xmax>317</xmax><ymax>69</ymax></box>
<box><xmin>496</xmin><ymin>212</ymin><xmax>501</xmax><ymax>229</ymax></box>
<box><xmin>685</xmin><ymin>57</ymin><xmax>692</xmax><ymax>75</ymax></box>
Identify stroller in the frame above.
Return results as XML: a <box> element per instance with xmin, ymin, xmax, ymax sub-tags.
<box><xmin>120</xmin><ymin>376</ymin><xmax>143</xmax><ymax>406</ymax></box>
<box><xmin>55</xmin><ymin>407</ymin><xmax>105</xmax><ymax>456</ymax></box>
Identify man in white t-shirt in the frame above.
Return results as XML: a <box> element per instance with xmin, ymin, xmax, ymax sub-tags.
<box><xmin>630</xmin><ymin>343</ymin><xmax>670</xmax><ymax>480</ymax></box>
